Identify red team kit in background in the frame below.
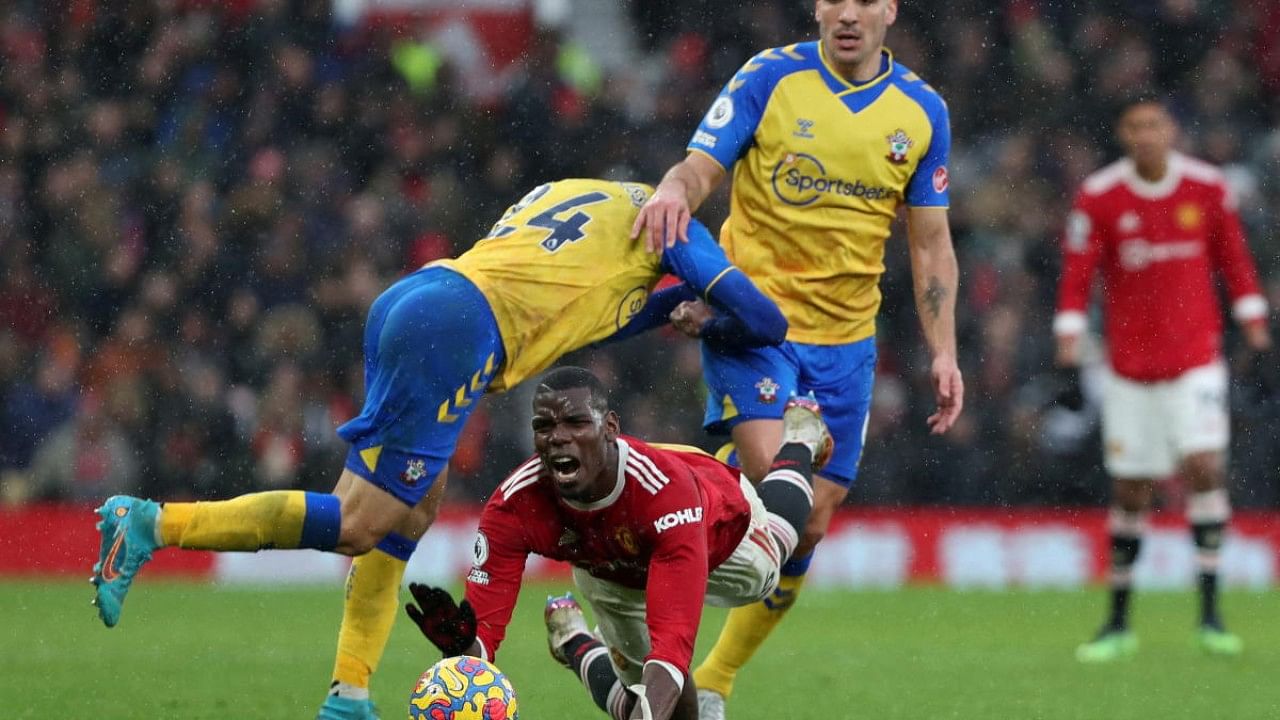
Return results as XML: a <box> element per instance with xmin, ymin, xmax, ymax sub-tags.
<box><xmin>1055</xmin><ymin>151</ymin><xmax>1267</xmax><ymax>380</ymax></box>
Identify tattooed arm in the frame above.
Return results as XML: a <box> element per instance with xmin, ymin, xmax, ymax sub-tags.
<box><xmin>906</xmin><ymin>206</ymin><xmax>964</xmax><ymax>434</ymax></box>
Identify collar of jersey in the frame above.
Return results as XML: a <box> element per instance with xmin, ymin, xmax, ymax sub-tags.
<box><xmin>818</xmin><ymin>45</ymin><xmax>894</xmax><ymax>95</ymax></box>
<box><xmin>1121</xmin><ymin>151</ymin><xmax>1184</xmax><ymax>200</ymax></box>
<box><xmin>560</xmin><ymin>437</ymin><xmax>629</xmax><ymax>512</ymax></box>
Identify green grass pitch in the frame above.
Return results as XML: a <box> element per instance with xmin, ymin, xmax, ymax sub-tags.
<box><xmin>2</xmin><ymin>580</ymin><xmax>1277</xmax><ymax>719</ymax></box>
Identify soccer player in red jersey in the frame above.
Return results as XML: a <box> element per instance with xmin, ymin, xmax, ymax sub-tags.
<box><xmin>405</xmin><ymin>366</ymin><xmax>832</xmax><ymax>720</ymax></box>
<box><xmin>1054</xmin><ymin>96</ymin><xmax>1273</xmax><ymax>662</ymax></box>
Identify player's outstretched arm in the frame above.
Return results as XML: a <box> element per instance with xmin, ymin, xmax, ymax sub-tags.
<box><xmin>661</xmin><ymin>219</ymin><xmax>788</xmax><ymax>349</ymax></box>
<box><xmin>632</xmin><ymin>153</ymin><xmax>725</xmax><ymax>253</ymax></box>
<box><xmin>906</xmin><ymin>206</ymin><xmax>963</xmax><ymax>434</ymax></box>
<box><xmin>598</xmin><ymin>284</ymin><xmax>700</xmax><ymax>345</ymax></box>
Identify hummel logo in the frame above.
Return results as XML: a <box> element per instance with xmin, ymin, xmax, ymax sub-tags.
<box><xmin>558</xmin><ymin>529</ymin><xmax>579</xmax><ymax>546</ymax></box>
<box><xmin>793</xmin><ymin>118</ymin><xmax>815</xmax><ymax>139</ymax></box>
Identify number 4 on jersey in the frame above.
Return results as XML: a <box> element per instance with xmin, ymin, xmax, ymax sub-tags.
<box><xmin>485</xmin><ymin>187</ymin><xmax>609</xmax><ymax>252</ymax></box>
<box><xmin>530</xmin><ymin>192</ymin><xmax>609</xmax><ymax>252</ymax></box>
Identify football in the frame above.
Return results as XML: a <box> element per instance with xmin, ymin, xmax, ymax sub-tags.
<box><xmin>408</xmin><ymin>655</ymin><xmax>519</xmax><ymax>720</ymax></box>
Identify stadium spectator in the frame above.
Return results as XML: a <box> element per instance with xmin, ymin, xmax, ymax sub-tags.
<box><xmin>29</xmin><ymin>392</ymin><xmax>138</xmax><ymax>502</ymax></box>
<box><xmin>404</xmin><ymin>366</ymin><xmax>831</xmax><ymax>720</ymax></box>
<box><xmin>1054</xmin><ymin>96</ymin><xmax>1272</xmax><ymax>663</ymax></box>
<box><xmin>631</xmin><ymin>2</ymin><xmax>962</xmax><ymax>716</ymax></box>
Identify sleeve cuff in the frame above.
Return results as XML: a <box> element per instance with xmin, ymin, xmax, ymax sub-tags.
<box><xmin>1052</xmin><ymin>311</ymin><xmax>1087</xmax><ymax>336</ymax></box>
<box><xmin>645</xmin><ymin>659</ymin><xmax>685</xmax><ymax>691</ymax></box>
<box><xmin>1232</xmin><ymin>294</ymin><xmax>1268</xmax><ymax>322</ymax></box>
<box><xmin>474</xmin><ymin>637</ymin><xmax>489</xmax><ymax>662</ymax></box>
<box><xmin>686</xmin><ymin>147</ymin><xmax>727</xmax><ymax>172</ymax></box>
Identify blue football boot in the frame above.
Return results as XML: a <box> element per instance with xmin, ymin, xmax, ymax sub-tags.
<box><xmin>91</xmin><ymin>495</ymin><xmax>161</xmax><ymax>627</ymax></box>
<box><xmin>317</xmin><ymin>695</ymin><xmax>380</xmax><ymax>720</ymax></box>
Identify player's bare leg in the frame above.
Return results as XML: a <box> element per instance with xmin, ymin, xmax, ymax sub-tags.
<box><xmin>724</xmin><ymin>418</ymin><xmax>784</xmax><ymax>486</ymax></box>
<box><xmin>1181</xmin><ymin>450</ymin><xmax>1241</xmax><ymax>656</ymax></box>
<box><xmin>1076</xmin><ymin>477</ymin><xmax>1151</xmax><ymax>663</ymax></box>
<box><xmin>321</xmin><ymin>470</ymin><xmax>448</xmax><ymax>720</ymax></box>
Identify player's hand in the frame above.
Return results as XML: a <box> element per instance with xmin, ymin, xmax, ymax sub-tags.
<box><xmin>1054</xmin><ymin>366</ymin><xmax>1085</xmax><ymax>411</ymax></box>
<box><xmin>669</xmin><ymin>300</ymin><xmax>713</xmax><ymax>338</ymax></box>
<box><xmin>632</xmin><ymin>185</ymin><xmax>691</xmax><ymax>254</ymax></box>
<box><xmin>1242</xmin><ymin>319</ymin><xmax>1273</xmax><ymax>353</ymax></box>
<box><xmin>927</xmin><ymin>354</ymin><xmax>964</xmax><ymax>435</ymax></box>
<box><xmin>405</xmin><ymin>583</ymin><xmax>477</xmax><ymax>657</ymax></box>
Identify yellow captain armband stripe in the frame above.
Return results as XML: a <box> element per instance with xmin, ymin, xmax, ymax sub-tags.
<box><xmin>686</xmin><ymin>147</ymin><xmax>726</xmax><ymax>172</ymax></box>
<box><xmin>649</xmin><ymin>442</ymin><xmax>711</xmax><ymax>457</ymax></box>
<box><xmin>703</xmin><ymin>266</ymin><xmax>737</xmax><ymax>299</ymax></box>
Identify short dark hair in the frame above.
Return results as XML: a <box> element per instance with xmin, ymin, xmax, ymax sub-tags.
<box><xmin>1118</xmin><ymin>92</ymin><xmax>1172</xmax><ymax>120</ymax></box>
<box><xmin>534</xmin><ymin>366</ymin><xmax>610</xmax><ymax>414</ymax></box>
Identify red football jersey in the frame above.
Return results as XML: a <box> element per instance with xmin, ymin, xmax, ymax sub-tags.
<box><xmin>1054</xmin><ymin>152</ymin><xmax>1267</xmax><ymax>381</ymax></box>
<box><xmin>464</xmin><ymin>436</ymin><xmax>751</xmax><ymax>674</ymax></box>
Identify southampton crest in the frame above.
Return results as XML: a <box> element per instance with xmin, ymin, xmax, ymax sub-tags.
<box><xmin>886</xmin><ymin>129</ymin><xmax>913</xmax><ymax>164</ymax></box>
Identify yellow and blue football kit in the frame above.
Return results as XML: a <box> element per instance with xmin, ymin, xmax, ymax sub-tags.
<box><xmin>688</xmin><ymin>43</ymin><xmax>951</xmax><ymax>487</ymax></box>
<box><xmin>337</xmin><ymin>179</ymin><xmax>787</xmax><ymax>505</ymax></box>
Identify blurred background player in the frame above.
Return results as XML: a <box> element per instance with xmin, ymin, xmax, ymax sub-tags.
<box><xmin>631</xmin><ymin>1</ymin><xmax>962</xmax><ymax>715</ymax></box>
<box><xmin>403</xmin><ymin>366</ymin><xmax>833</xmax><ymax>720</ymax></box>
<box><xmin>1054</xmin><ymin>96</ymin><xmax>1273</xmax><ymax>663</ymax></box>
<box><xmin>87</xmin><ymin>178</ymin><xmax>789</xmax><ymax>720</ymax></box>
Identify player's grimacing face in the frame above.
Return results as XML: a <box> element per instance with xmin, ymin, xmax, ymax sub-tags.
<box><xmin>1118</xmin><ymin>103</ymin><xmax>1176</xmax><ymax>166</ymax></box>
<box><xmin>816</xmin><ymin>0</ymin><xmax>897</xmax><ymax>75</ymax></box>
<box><xmin>531</xmin><ymin>387</ymin><xmax>619</xmax><ymax>502</ymax></box>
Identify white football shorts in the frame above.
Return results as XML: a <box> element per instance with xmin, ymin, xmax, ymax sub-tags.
<box><xmin>571</xmin><ymin>477</ymin><xmax>783</xmax><ymax>685</ymax></box>
<box><xmin>1102</xmin><ymin>360</ymin><xmax>1229</xmax><ymax>479</ymax></box>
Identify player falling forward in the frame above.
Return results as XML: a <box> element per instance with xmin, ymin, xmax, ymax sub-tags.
<box><xmin>404</xmin><ymin>366</ymin><xmax>832</xmax><ymax>720</ymax></box>
<box><xmin>1054</xmin><ymin>96</ymin><xmax>1273</xmax><ymax>662</ymax></box>
<box><xmin>88</xmin><ymin>179</ymin><xmax>790</xmax><ymax>720</ymax></box>
<box><xmin>632</xmin><ymin>1</ymin><xmax>962</xmax><ymax>715</ymax></box>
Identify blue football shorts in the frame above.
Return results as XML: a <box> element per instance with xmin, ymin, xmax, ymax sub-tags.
<box><xmin>702</xmin><ymin>336</ymin><xmax>876</xmax><ymax>487</ymax></box>
<box><xmin>337</xmin><ymin>266</ymin><xmax>505</xmax><ymax>506</ymax></box>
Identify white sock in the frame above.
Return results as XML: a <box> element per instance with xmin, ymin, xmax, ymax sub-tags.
<box><xmin>153</xmin><ymin>505</ymin><xmax>164</xmax><ymax>546</ymax></box>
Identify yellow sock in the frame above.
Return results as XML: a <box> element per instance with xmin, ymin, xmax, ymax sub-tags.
<box><xmin>160</xmin><ymin>491</ymin><xmax>317</xmax><ymax>551</ymax></box>
<box><xmin>332</xmin><ymin>549</ymin><xmax>409</xmax><ymax>690</ymax></box>
<box><xmin>158</xmin><ymin>503</ymin><xmax>195</xmax><ymax>546</ymax></box>
<box><xmin>694</xmin><ymin>573</ymin><xmax>808</xmax><ymax>699</ymax></box>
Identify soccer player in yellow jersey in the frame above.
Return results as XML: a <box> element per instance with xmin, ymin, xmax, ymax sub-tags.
<box><xmin>88</xmin><ymin>179</ymin><xmax>788</xmax><ymax>720</ymax></box>
<box><xmin>633</xmin><ymin>2</ymin><xmax>964</xmax><ymax>717</ymax></box>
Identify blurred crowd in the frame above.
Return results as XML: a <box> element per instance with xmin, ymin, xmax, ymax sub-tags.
<box><xmin>2</xmin><ymin>0</ymin><xmax>1279</xmax><ymax>510</ymax></box>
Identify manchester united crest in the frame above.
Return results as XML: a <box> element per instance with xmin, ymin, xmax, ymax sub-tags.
<box><xmin>1176</xmin><ymin>203</ymin><xmax>1203</xmax><ymax>231</ymax></box>
<box><xmin>615</xmin><ymin>527</ymin><xmax>639</xmax><ymax>556</ymax></box>
<box><xmin>886</xmin><ymin>129</ymin><xmax>913</xmax><ymax>164</ymax></box>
